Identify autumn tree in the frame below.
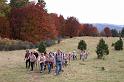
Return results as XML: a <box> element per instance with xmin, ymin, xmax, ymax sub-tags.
<box><xmin>90</xmin><ymin>26</ymin><xmax>99</xmax><ymax>36</ymax></box>
<box><xmin>78</xmin><ymin>24</ymin><xmax>99</xmax><ymax>36</ymax></box>
<box><xmin>78</xmin><ymin>24</ymin><xmax>84</xmax><ymax>36</ymax></box>
<box><xmin>48</xmin><ymin>13</ymin><xmax>59</xmax><ymax>38</ymax></box>
<box><xmin>104</xmin><ymin>27</ymin><xmax>112</xmax><ymax>37</ymax></box>
<box><xmin>65</xmin><ymin>17</ymin><xmax>80</xmax><ymax>38</ymax></box>
<box><xmin>58</xmin><ymin>15</ymin><xmax>66</xmax><ymax>38</ymax></box>
<box><xmin>82</xmin><ymin>24</ymin><xmax>92</xmax><ymax>36</ymax></box>
<box><xmin>0</xmin><ymin>17</ymin><xmax>10</xmax><ymax>38</ymax></box>
<box><xmin>10</xmin><ymin>1</ymin><xmax>56</xmax><ymax>43</ymax></box>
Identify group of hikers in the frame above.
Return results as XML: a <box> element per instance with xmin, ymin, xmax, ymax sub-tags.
<box><xmin>24</xmin><ymin>49</ymin><xmax>89</xmax><ymax>75</ymax></box>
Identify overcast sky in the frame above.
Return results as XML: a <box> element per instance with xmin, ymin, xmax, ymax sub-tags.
<box><xmin>8</xmin><ymin>0</ymin><xmax>124</xmax><ymax>25</ymax></box>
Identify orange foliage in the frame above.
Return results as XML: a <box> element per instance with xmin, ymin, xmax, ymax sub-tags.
<box><xmin>0</xmin><ymin>17</ymin><xmax>11</xmax><ymax>38</ymax></box>
<box><xmin>104</xmin><ymin>27</ymin><xmax>112</xmax><ymax>37</ymax></box>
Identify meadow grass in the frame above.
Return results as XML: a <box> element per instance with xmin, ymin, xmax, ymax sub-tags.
<box><xmin>0</xmin><ymin>37</ymin><xmax>124</xmax><ymax>82</ymax></box>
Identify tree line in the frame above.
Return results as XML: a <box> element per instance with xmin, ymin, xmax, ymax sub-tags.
<box><xmin>0</xmin><ymin>0</ymin><xmax>124</xmax><ymax>43</ymax></box>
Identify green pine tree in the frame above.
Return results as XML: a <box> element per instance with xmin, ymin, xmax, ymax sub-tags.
<box><xmin>111</xmin><ymin>29</ymin><xmax>119</xmax><ymax>37</ymax></box>
<box><xmin>96</xmin><ymin>38</ymin><xmax>109</xmax><ymax>59</ymax></box>
<box><xmin>78</xmin><ymin>40</ymin><xmax>87</xmax><ymax>50</ymax></box>
<box><xmin>38</xmin><ymin>42</ymin><xmax>46</xmax><ymax>53</ymax></box>
<box><xmin>113</xmin><ymin>37</ymin><xmax>123</xmax><ymax>50</ymax></box>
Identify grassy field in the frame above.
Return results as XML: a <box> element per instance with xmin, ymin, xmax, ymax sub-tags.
<box><xmin>0</xmin><ymin>37</ymin><xmax>124</xmax><ymax>82</ymax></box>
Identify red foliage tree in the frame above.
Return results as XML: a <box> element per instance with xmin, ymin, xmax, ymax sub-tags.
<box><xmin>58</xmin><ymin>15</ymin><xmax>66</xmax><ymax>37</ymax></box>
<box><xmin>90</xmin><ymin>26</ymin><xmax>99</xmax><ymax>36</ymax></box>
<box><xmin>10</xmin><ymin>2</ymin><xmax>56</xmax><ymax>43</ymax></box>
<box><xmin>78</xmin><ymin>24</ymin><xmax>99</xmax><ymax>36</ymax></box>
<box><xmin>82</xmin><ymin>24</ymin><xmax>92</xmax><ymax>36</ymax></box>
<box><xmin>65</xmin><ymin>17</ymin><xmax>80</xmax><ymax>38</ymax></box>
<box><xmin>0</xmin><ymin>17</ymin><xmax>11</xmax><ymax>38</ymax></box>
<box><xmin>104</xmin><ymin>27</ymin><xmax>112</xmax><ymax>37</ymax></box>
<box><xmin>48</xmin><ymin>13</ymin><xmax>59</xmax><ymax>38</ymax></box>
<box><xmin>78</xmin><ymin>24</ymin><xmax>84</xmax><ymax>36</ymax></box>
<box><xmin>48</xmin><ymin>13</ymin><xmax>66</xmax><ymax>39</ymax></box>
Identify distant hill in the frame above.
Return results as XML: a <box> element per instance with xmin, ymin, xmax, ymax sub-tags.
<box><xmin>92</xmin><ymin>23</ymin><xmax>124</xmax><ymax>32</ymax></box>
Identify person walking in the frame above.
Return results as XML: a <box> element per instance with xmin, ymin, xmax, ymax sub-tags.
<box><xmin>39</xmin><ymin>53</ymin><xmax>46</xmax><ymax>73</ymax></box>
<box><xmin>24</xmin><ymin>49</ymin><xmax>30</xmax><ymax>69</ymax></box>
<box><xmin>82</xmin><ymin>50</ymin><xmax>86</xmax><ymax>61</ymax></box>
<box><xmin>72</xmin><ymin>51</ymin><xmax>77</xmax><ymax>60</ymax></box>
<box><xmin>68</xmin><ymin>52</ymin><xmax>71</xmax><ymax>62</ymax></box>
<box><xmin>63</xmin><ymin>54</ymin><xmax>68</xmax><ymax>67</ymax></box>
<box><xmin>29</xmin><ymin>52</ymin><xmax>36</xmax><ymax>71</ymax></box>
<box><xmin>33</xmin><ymin>50</ymin><xmax>39</xmax><ymax>68</ymax></box>
<box><xmin>55</xmin><ymin>50</ymin><xmax>63</xmax><ymax>75</ymax></box>
<box><xmin>47</xmin><ymin>53</ymin><xmax>54</xmax><ymax>73</ymax></box>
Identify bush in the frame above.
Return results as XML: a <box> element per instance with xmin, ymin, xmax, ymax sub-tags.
<box><xmin>113</xmin><ymin>37</ymin><xmax>123</xmax><ymax>50</ymax></box>
<box><xmin>43</xmin><ymin>39</ymin><xmax>56</xmax><ymax>47</ymax></box>
<box><xmin>0</xmin><ymin>39</ymin><xmax>35</xmax><ymax>51</ymax></box>
<box><xmin>96</xmin><ymin>38</ymin><xmax>109</xmax><ymax>59</ymax></box>
<box><xmin>78</xmin><ymin>40</ymin><xmax>87</xmax><ymax>50</ymax></box>
<box><xmin>36</xmin><ymin>39</ymin><xmax>57</xmax><ymax>48</ymax></box>
<box><xmin>38</xmin><ymin>42</ymin><xmax>46</xmax><ymax>53</ymax></box>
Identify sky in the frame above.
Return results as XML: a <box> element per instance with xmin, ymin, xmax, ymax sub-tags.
<box><xmin>8</xmin><ymin>0</ymin><xmax>124</xmax><ymax>25</ymax></box>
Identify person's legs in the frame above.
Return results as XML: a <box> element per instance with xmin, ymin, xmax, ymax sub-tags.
<box><xmin>51</xmin><ymin>62</ymin><xmax>53</xmax><ymax>69</ymax></box>
<box><xmin>65</xmin><ymin>60</ymin><xmax>67</xmax><ymax>66</ymax></box>
<box><xmin>74</xmin><ymin>55</ymin><xmax>75</xmax><ymax>60</ymax></box>
<box><xmin>73</xmin><ymin>55</ymin><xmax>74</xmax><ymax>60</ymax></box>
<box><xmin>28</xmin><ymin>59</ymin><xmax>30</xmax><ymax>69</ymax></box>
<box><xmin>35</xmin><ymin>60</ymin><xmax>37</xmax><ymax>68</ymax></box>
<box><xmin>30</xmin><ymin>62</ymin><xmax>33</xmax><ymax>71</ymax></box>
<box><xmin>75</xmin><ymin>56</ymin><xmax>77</xmax><ymax>60</ymax></box>
<box><xmin>59</xmin><ymin>62</ymin><xmax>62</xmax><ymax>72</ymax></box>
<box><xmin>26</xmin><ymin>60</ymin><xmax>28</xmax><ymax>68</ymax></box>
<box><xmin>80</xmin><ymin>55</ymin><xmax>81</xmax><ymax>60</ymax></box>
<box><xmin>31</xmin><ymin>62</ymin><xmax>35</xmax><ymax>71</ymax></box>
<box><xmin>48</xmin><ymin>63</ymin><xmax>51</xmax><ymax>73</ymax></box>
<box><xmin>56</xmin><ymin>62</ymin><xmax>59</xmax><ymax>75</ymax></box>
<box><xmin>40</xmin><ymin>63</ymin><xmax>44</xmax><ymax>72</ymax></box>
<box><xmin>44</xmin><ymin>61</ymin><xmax>47</xmax><ymax>71</ymax></box>
<box><xmin>82</xmin><ymin>56</ymin><xmax>84</xmax><ymax>61</ymax></box>
<box><xmin>85</xmin><ymin>54</ymin><xmax>88</xmax><ymax>59</ymax></box>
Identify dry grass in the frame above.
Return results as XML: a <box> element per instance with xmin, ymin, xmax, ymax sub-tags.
<box><xmin>0</xmin><ymin>37</ymin><xmax>124</xmax><ymax>82</ymax></box>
